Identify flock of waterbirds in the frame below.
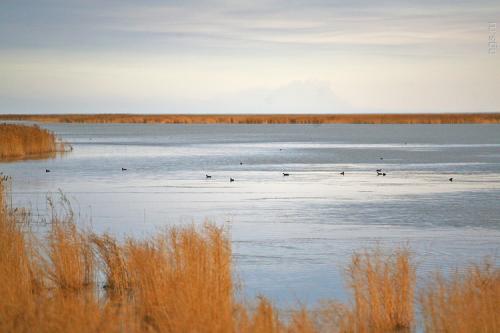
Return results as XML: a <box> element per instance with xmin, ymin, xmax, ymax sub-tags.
<box><xmin>42</xmin><ymin>158</ymin><xmax>455</xmax><ymax>182</ymax></box>
<box><xmin>203</xmin><ymin>157</ymin><xmax>454</xmax><ymax>182</ymax></box>
<box><xmin>201</xmin><ymin>165</ymin><xmax>390</xmax><ymax>182</ymax></box>
<box><xmin>40</xmin><ymin>158</ymin><xmax>458</xmax><ymax>181</ymax></box>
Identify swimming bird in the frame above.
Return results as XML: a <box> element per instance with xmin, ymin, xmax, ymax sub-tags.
<box><xmin>230</xmin><ymin>178</ymin><xmax>235</xmax><ymax>182</ymax></box>
<box><xmin>377</xmin><ymin>172</ymin><xmax>382</xmax><ymax>176</ymax></box>
<box><xmin>380</xmin><ymin>157</ymin><xmax>384</xmax><ymax>160</ymax></box>
<box><xmin>340</xmin><ymin>171</ymin><xmax>345</xmax><ymax>176</ymax></box>
<box><xmin>121</xmin><ymin>168</ymin><xmax>127</xmax><ymax>171</ymax></box>
<box><xmin>206</xmin><ymin>174</ymin><xmax>212</xmax><ymax>179</ymax></box>
<box><xmin>240</xmin><ymin>161</ymin><xmax>243</xmax><ymax>165</ymax></box>
<box><xmin>283</xmin><ymin>173</ymin><xmax>289</xmax><ymax>176</ymax></box>
<box><xmin>45</xmin><ymin>169</ymin><xmax>50</xmax><ymax>173</ymax></box>
<box><xmin>449</xmin><ymin>177</ymin><xmax>453</xmax><ymax>182</ymax></box>
<box><xmin>382</xmin><ymin>173</ymin><xmax>386</xmax><ymax>176</ymax></box>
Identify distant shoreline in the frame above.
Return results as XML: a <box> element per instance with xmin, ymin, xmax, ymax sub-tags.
<box><xmin>1</xmin><ymin>113</ymin><xmax>500</xmax><ymax>124</ymax></box>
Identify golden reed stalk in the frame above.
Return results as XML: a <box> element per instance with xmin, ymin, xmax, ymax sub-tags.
<box><xmin>345</xmin><ymin>248</ymin><xmax>415</xmax><ymax>332</ymax></box>
<box><xmin>0</xmin><ymin>123</ymin><xmax>68</xmax><ymax>161</ymax></box>
<box><xmin>0</xmin><ymin>176</ymin><xmax>498</xmax><ymax>332</ymax></box>
<box><xmin>420</xmin><ymin>262</ymin><xmax>500</xmax><ymax>333</ymax></box>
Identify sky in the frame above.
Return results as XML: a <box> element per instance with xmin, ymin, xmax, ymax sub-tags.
<box><xmin>0</xmin><ymin>0</ymin><xmax>499</xmax><ymax>114</ymax></box>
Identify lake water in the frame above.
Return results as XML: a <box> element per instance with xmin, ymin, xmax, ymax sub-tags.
<box><xmin>1</xmin><ymin>123</ymin><xmax>500</xmax><ymax>306</ymax></box>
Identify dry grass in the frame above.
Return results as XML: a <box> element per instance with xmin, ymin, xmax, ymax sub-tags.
<box><xmin>91</xmin><ymin>234</ymin><xmax>131</xmax><ymax>296</ymax></box>
<box><xmin>46</xmin><ymin>219</ymin><xmax>95</xmax><ymax>291</ymax></box>
<box><xmin>0</xmin><ymin>176</ymin><xmax>498</xmax><ymax>332</ymax></box>
<box><xmin>420</xmin><ymin>262</ymin><xmax>500</xmax><ymax>333</ymax></box>
<box><xmin>0</xmin><ymin>176</ymin><xmax>238</xmax><ymax>332</ymax></box>
<box><xmin>238</xmin><ymin>297</ymin><xmax>283</xmax><ymax>333</ymax></box>
<box><xmin>345</xmin><ymin>247</ymin><xmax>416</xmax><ymax>332</ymax></box>
<box><xmin>124</xmin><ymin>224</ymin><xmax>235</xmax><ymax>333</ymax></box>
<box><xmin>0</xmin><ymin>123</ymin><xmax>68</xmax><ymax>160</ymax></box>
<box><xmin>1</xmin><ymin>113</ymin><xmax>499</xmax><ymax>124</ymax></box>
<box><xmin>0</xmin><ymin>176</ymin><xmax>40</xmax><ymax>332</ymax></box>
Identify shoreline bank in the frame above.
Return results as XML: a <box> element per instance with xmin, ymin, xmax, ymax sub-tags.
<box><xmin>1</xmin><ymin>113</ymin><xmax>500</xmax><ymax>124</ymax></box>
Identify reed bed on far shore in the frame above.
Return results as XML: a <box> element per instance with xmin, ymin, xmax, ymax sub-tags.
<box><xmin>0</xmin><ymin>176</ymin><xmax>498</xmax><ymax>332</ymax></box>
<box><xmin>0</xmin><ymin>123</ymin><xmax>69</xmax><ymax>161</ymax></box>
<box><xmin>1</xmin><ymin>113</ymin><xmax>500</xmax><ymax>124</ymax></box>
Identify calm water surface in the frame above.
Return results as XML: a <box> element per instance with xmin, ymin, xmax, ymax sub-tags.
<box><xmin>1</xmin><ymin>123</ymin><xmax>500</xmax><ymax>305</ymax></box>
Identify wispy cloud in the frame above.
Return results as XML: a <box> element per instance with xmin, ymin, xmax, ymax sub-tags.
<box><xmin>0</xmin><ymin>0</ymin><xmax>499</xmax><ymax>114</ymax></box>
<box><xmin>2</xmin><ymin>1</ymin><xmax>497</xmax><ymax>53</ymax></box>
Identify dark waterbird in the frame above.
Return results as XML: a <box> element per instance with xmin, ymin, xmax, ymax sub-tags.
<box><xmin>340</xmin><ymin>171</ymin><xmax>345</xmax><ymax>176</ymax></box>
<box><xmin>121</xmin><ymin>168</ymin><xmax>127</xmax><ymax>171</ymax></box>
<box><xmin>283</xmin><ymin>173</ymin><xmax>289</xmax><ymax>176</ymax></box>
<box><xmin>239</xmin><ymin>162</ymin><xmax>243</xmax><ymax>165</ymax></box>
<box><xmin>230</xmin><ymin>178</ymin><xmax>235</xmax><ymax>182</ymax></box>
<box><xmin>206</xmin><ymin>174</ymin><xmax>212</xmax><ymax>179</ymax></box>
<box><xmin>45</xmin><ymin>169</ymin><xmax>50</xmax><ymax>173</ymax></box>
<box><xmin>376</xmin><ymin>169</ymin><xmax>382</xmax><ymax>172</ymax></box>
<box><xmin>449</xmin><ymin>177</ymin><xmax>453</xmax><ymax>182</ymax></box>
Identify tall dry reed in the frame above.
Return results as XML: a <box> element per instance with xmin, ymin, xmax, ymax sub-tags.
<box><xmin>420</xmin><ymin>261</ymin><xmax>500</xmax><ymax>333</ymax></box>
<box><xmin>0</xmin><ymin>176</ymin><xmax>39</xmax><ymax>331</ymax></box>
<box><xmin>0</xmin><ymin>123</ymin><xmax>67</xmax><ymax>160</ymax></box>
<box><xmin>0</xmin><ymin>175</ymin><xmax>498</xmax><ymax>332</ymax></box>
<box><xmin>125</xmin><ymin>224</ymin><xmax>235</xmax><ymax>332</ymax></box>
<box><xmin>91</xmin><ymin>234</ymin><xmax>131</xmax><ymax>296</ymax></box>
<box><xmin>344</xmin><ymin>247</ymin><xmax>416</xmax><ymax>332</ymax></box>
<box><xmin>238</xmin><ymin>297</ymin><xmax>283</xmax><ymax>333</ymax></box>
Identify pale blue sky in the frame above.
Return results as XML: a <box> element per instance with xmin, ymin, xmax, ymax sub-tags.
<box><xmin>0</xmin><ymin>0</ymin><xmax>499</xmax><ymax>114</ymax></box>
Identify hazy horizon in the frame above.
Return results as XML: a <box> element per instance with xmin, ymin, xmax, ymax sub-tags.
<box><xmin>1</xmin><ymin>1</ymin><xmax>499</xmax><ymax>114</ymax></box>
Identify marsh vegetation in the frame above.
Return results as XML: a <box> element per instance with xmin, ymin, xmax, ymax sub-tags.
<box><xmin>0</xmin><ymin>177</ymin><xmax>498</xmax><ymax>332</ymax></box>
<box><xmin>0</xmin><ymin>124</ymin><xmax>69</xmax><ymax>161</ymax></box>
<box><xmin>1</xmin><ymin>113</ymin><xmax>499</xmax><ymax>125</ymax></box>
